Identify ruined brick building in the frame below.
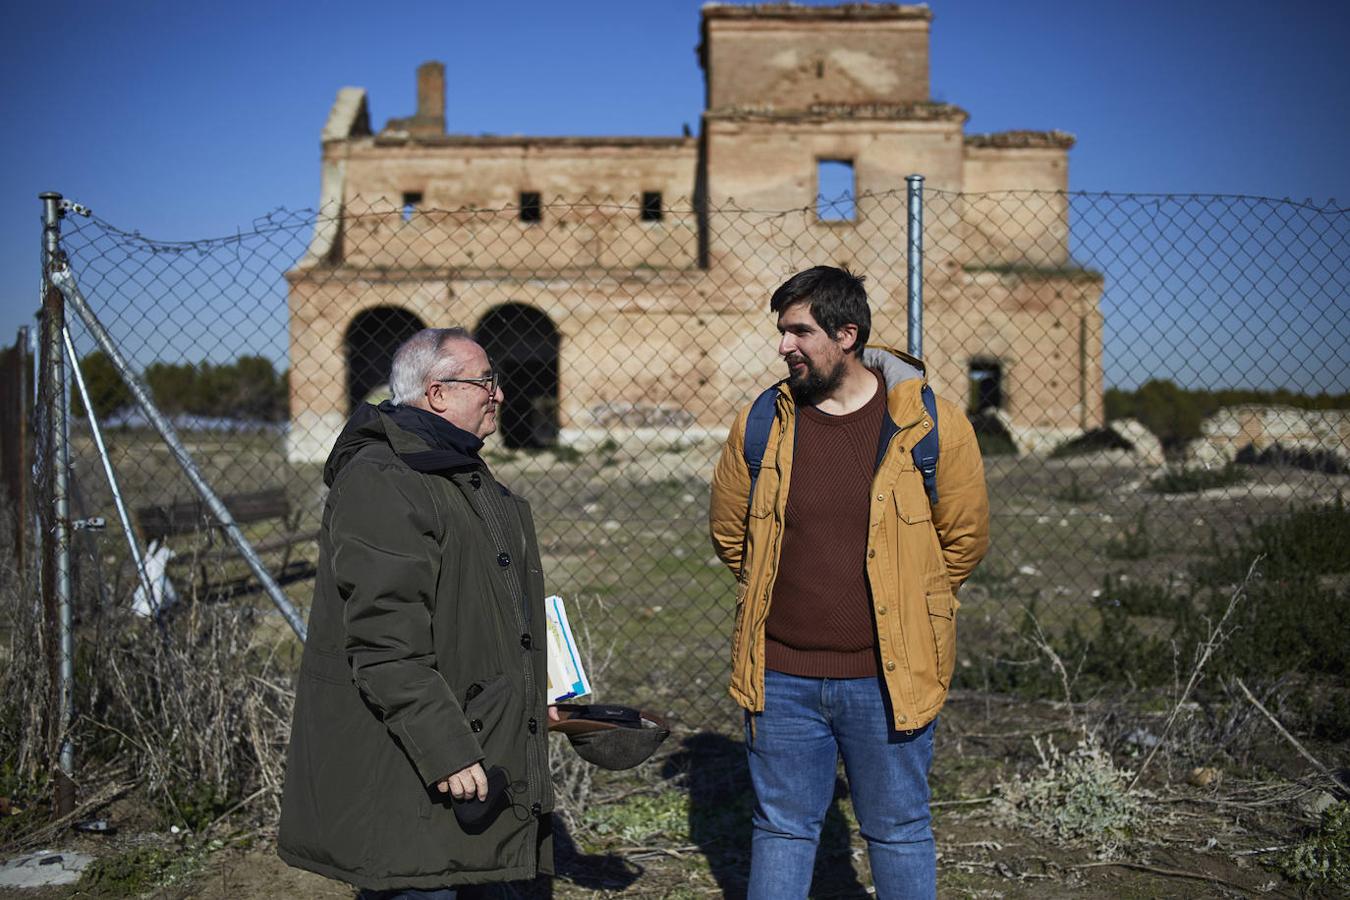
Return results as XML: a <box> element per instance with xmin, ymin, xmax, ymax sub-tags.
<box><xmin>286</xmin><ymin>3</ymin><xmax>1103</xmax><ymax>461</ymax></box>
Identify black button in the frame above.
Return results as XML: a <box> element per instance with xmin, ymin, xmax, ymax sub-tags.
<box><xmin>528</xmin><ymin>717</ymin><xmax>538</xmax><ymax>733</ymax></box>
<box><xmin>470</xmin><ymin>719</ymin><xmax>482</xmax><ymax>733</ymax></box>
<box><xmin>469</xmin><ymin>473</ymin><xmax>481</xmax><ymax>489</ymax></box>
<box><xmin>497</xmin><ymin>552</ymin><xmax>511</xmax><ymax>567</ymax></box>
<box><xmin>531</xmin><ymin>802</ymin><xmax>541</xmax><ymax>816</ymax></box>
<box><xmin>520</xmin><ymin>633</ymin><xmax>532</xmax><ymax>649</ymax></box>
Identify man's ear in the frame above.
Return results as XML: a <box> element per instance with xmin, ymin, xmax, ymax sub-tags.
<box><xmin>834</xmin><ymin>323</ymin><xmax>859</xmax><ymax>353</ymax></box>
<box><xmin>424</xmin><ymin>381</ymin><xmax>449</xmax><ymax>414</ymax></box>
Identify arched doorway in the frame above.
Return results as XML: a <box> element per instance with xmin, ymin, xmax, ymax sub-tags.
<box><xmin>345</xmin><ymin>307</ymin><xmax>425</xmax><ymax>412</ymax></box>
<box><xmin>475</xmin><ymin>304</ymin><xmax>560</xmax><ymax>448</ymax></box>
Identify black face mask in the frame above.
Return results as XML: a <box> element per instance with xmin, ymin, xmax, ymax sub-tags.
<box><xmin>448</xmin><ymin>765</ymin><xmax>511</xmax><ymax>831</ymax></box>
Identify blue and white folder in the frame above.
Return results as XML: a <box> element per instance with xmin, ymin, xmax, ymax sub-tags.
<box><xmin>544</xmin><ymin>594</ymin><xmax>592</xmax><ymax>703</ymax></box>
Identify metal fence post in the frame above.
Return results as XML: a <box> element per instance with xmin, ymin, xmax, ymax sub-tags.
<box><xmin>905</xmin><ymin>174</ymin><xmax>925</xmax><ymax>360</ymax></box>
<box><xmin>0</xmin><ymin>328</ymin><xmax>30</xmax><ymax>568</ymax></box>
<box><xmin>39</xmin><ymin>191</ymin><xmax>76</xmax><ymax>815</ymax></box>
<box><xmin>907</xmin><ymin>174</ymin><xmax>928</xmax><ymax>361</ymax></box>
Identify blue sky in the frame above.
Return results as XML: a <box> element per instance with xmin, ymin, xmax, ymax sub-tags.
<box><xmin>2</xmin><ymin>0</ymin><xmax>1348</xmax><ymax>387</ymax></box>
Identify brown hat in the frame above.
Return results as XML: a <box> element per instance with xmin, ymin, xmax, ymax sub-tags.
<box><xmin>550</xmin><ymin>703</ymin><xmax>671</xmax><ymax>770</ymax></box>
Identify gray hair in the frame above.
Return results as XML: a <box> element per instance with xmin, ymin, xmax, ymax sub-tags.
<box><xmin>389</xmin><ymin>327</ymin><xmax>472</xmax><ymax>405</ymax></box>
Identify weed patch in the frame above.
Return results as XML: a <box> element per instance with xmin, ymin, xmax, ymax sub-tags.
<box><xmin>994</xmin><ymin>730</ymin><xmax>1142</xmax><ymax>850</ymax></box>
<box><xmin>587</xmin><ymin>790</ymin><xmax>690</xmax><ymax>845</ymax></box>
<box><xmin>78</xmin><ymin>844</ymin><xmax>207</xmax><ymax>896</ymax></box>
<box><xmin>1271</xmin><ymin>801</ymin><xmax>1350</xmax><ymax>891</ymax></box>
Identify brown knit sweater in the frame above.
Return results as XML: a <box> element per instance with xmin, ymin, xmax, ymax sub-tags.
<box><xmin>765</xmin><ymin>370</ymin><xmax>885</xmax><ymax>678</ymax></box>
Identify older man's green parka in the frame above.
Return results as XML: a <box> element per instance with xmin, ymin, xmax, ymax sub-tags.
<box><xmin>278</xmin><ymin>403</ymin><xmax>553</xmax><ymax>890</ymax></box>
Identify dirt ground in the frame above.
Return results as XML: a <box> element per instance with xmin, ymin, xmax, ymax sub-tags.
<box><xmin>5</xmin><ymin>687</ymin><xmax>1342</xmax><ymax>899</ymax></box>
<box><xmin>8</xmin><ymin>441</ymin><xmax>1343</xmax><ymax>897</ymax></box>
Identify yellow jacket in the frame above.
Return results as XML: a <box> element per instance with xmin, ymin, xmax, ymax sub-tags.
<box><xmin>709</xmin><ymin>346</ymin><xmax>990</xmax><ymax>730</ymax></box>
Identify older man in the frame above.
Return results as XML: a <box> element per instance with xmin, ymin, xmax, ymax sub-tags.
<box><xmin>710</xmin><ymin>267</ymin><xmax>989</xmax><ymax>899</ymax></box>
<box><xmin>280</xmin><ymin>328</ymin><xmax>552</xmax><ymax>898</ymax></box>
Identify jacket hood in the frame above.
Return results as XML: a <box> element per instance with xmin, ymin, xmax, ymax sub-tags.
<box><xmin>323</xmin><ymin>401</ymin><xmax>484</xmax><ymax>486</ymax></box>
<box><xmin>862</xmin><ymin>345</ymin><xmax>926</xmax><ymax>391</ymax></box>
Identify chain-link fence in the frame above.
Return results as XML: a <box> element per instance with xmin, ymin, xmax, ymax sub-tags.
<box><xmin>38</xmin><ymin>187</ymin><xmax>1350</xmax><ymax>736</ymax></box>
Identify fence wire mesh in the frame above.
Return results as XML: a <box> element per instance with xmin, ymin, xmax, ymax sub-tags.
<box><xmin>49</xmin><ymin>188</ymin><xmax>1350</xmax><ymax>731</ymax></box>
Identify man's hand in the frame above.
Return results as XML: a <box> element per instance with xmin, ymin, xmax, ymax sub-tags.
<box><xmin>548</xmin><ymin>704</ymin><xmax>560</xmax><ymax>723</ymax></box>
<box><xmin>437</xmin><ymin>761</ymin><xmax>487</xmax><ymax>801</ymax></box>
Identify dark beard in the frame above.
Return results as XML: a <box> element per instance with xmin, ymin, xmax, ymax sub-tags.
<box><xmin>787</xmin><ymin>357</ymin><xmax>846</xmax><ymax>407</ymax></box>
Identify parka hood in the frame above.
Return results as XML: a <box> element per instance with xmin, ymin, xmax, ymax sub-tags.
<box><xmin>862</xmin><ymin>345</ymin><xmax>926</xmax><ymax>391</ymax></box>
<box><xmin>323</xmin><ymin>401</ymin><xmax>484</xmax><ymax>486</ymax></box>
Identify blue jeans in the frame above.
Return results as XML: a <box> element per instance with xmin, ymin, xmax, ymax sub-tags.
<box><xmin>745</xmin><ymin>670</ymin><xmax>937</xmax><ymax>900</ymax></box>
<box><xmin>357</xmin><ymin>890</ymin><xmax>456</xmax><ymax>900</ymax></box>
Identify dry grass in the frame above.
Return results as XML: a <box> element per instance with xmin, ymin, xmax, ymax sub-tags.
<box><xmin>84</xmin><ymin>595</ymin><xmax>295</xmax><ymax>831</ymax></box>
<box><xmin>0</xmin><ymin>509</ymin><xmax>55</xmax><ymax>799</ymax></box>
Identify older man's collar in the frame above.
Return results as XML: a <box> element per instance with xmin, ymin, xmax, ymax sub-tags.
<box><xmin>378</xmin><ymin>400</ymin><xmax>484</xmax><ymax>473</ymax></box>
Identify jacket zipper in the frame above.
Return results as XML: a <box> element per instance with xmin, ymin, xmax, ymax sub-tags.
<box><xmin>462</xmin><ymin>474</ymin><xmax>548</xmax><ymax>838</ymax></box>
<box><xmin>749</xmin><ymin>391</ymin><xmax>791</xmax><ymax>711</ymax></box>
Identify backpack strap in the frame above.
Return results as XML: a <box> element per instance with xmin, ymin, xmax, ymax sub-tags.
<box><xmin>742</xmin><ymin>386</ymin><xmax>780</xmax><ymax>501</ymax></box>
<box><xmin>913</xmin><ymin>384</ymin><xmax>940</xmax><ymax>505</ymax></box>
<box><xmin>745</xmin><ymin>380</ymin><xmax>939</xmax><ymax>507</ymax></box>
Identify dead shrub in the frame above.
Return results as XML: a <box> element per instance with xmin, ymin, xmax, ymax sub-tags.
<box><xmin>0</xmin><ymin>513</ymin><xmax>54</xmax><ymax>804</ymax></box>
<box><xmin>86</xmin><ymin>598</ymin><xmax>293</xmax><ymax>831</ymax></box>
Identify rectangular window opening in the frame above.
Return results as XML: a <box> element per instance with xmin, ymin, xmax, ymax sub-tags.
<box><xmin>401</xmin><ymin>191</ymin><xmax>423</xmax><ymax>222</ymax></box>
<box><xmin>519</xmin><ymin>191</ymin><xmax>542</xmax><ymax>223</ymax></box>
<box><xmin>816</xmin><ymin>159</ymin><xmax>856</xmax><ymax>222</ymax></box>
<box><xmin>969</xmin><ymin>359</ymin><xmax>1004</xmax><ymax>413</ymax></box>
<box><xmin>641</xmin><ymin>191</ymin><xmax>664</xmax><ymax>222</ymax></box>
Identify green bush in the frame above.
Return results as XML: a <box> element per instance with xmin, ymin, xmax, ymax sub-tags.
<box><xmin>1199</xmin><ymin>499</ymin><xmax>1350</xmax><ymax>585</ymax></box>
<box><xmin>1054</xmin><ymin>472</ymin><xmax>1099</xmax><ymax>503</ymax></box>
<box><xmin>1049</xmin><ymin>428</ymin><xmax>1131</xmax><ymax>459</ymax></box>
<box><xmin>1195</xmin><ymin>577</ymin><xmax>1349</xmax><ymax>682</ymax></box>
<box><xmin>1061</xmin><ymin>604</ymin><xmax>1176</xmax><ymax>690</ymax></box>
<box><xmin>1104</xmin><ymin>507</ymin><xmax>1152</xmax><ymax>560</ymax></box>
<box><xmin>1148</xmin><ymin>464</ymin><xmax>1248</xmax><ymax>494</ymax></box>
<box><xmin>1099</xmin><ymin>573</ymin><xmax>1185</xmax><ymax>618</ymax></box>
<box><xmin>550</xmin><ymin>444</ymin><xmax>583</xmax><ymax>464</ymax></box>
<box><xmin>982</xmin><ymin>502</ymin><xmax>1350</xmax><ymax>711</ymax></box>
<box><xmin>1292</xmin><ymin>689</ymin><xmax>1350</xmax><ymax>744</ymax></box>
<box><xmin>975</xmin><ymin>429</ymin><xmax>1018</xmax><ymax>457</ymax></box>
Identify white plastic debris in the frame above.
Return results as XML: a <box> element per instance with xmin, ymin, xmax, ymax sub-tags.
<box><xmin>0</xmin><ymin>850</ymin><xmax>94</xmax><ymax>888</ymax></box>
<box><xmin>131</xmin><ymin>539</ymin><xmax>179</xmax><ymax>617</ymax></box>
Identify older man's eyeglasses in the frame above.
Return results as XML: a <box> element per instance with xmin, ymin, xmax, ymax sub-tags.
<box><xmin>436</xmin><ymin>372</ymin><xmax>500</xmax><ymax>394</ymax></box>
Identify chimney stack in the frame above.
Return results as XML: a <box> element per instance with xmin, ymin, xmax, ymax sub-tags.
<box><xmin>417</xmin><ymin>61</ymin><xmax>445</xmax><ymax>125</ymax></box>
<box><xmin>385</xmin><ymin>61</ymin><xmax>445</xmax><ymax>137</ymax></box>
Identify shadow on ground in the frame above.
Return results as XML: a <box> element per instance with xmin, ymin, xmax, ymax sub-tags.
<box><xmin>477</xmin><ymin>816</ymin><xmax>641</xmax><ymax>898</ymax></box>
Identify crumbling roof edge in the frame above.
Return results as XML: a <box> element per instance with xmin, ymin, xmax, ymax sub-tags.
<box><xmin>701</xmin><ymin>3</ymin><xmax>933</xmax><ymax>23</ymax></box>
<box><xmin>322</xmin><ymin>87</ymin><xmax>371</xmax><ymax>143</ymax></box>
<box><xmin>706</xmin><ymin>101</ymin><xmax>967</xmax><ymax>124</ymax></box>
<box><xmin>368</xmin><ymin>133</ymin><xmax>698</xmax><ymax>150</ymax></box>
<box><xmin>965</xmin><ymin>130</ymin><xmax>1077</xmax><ymax>150</ymax></box>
